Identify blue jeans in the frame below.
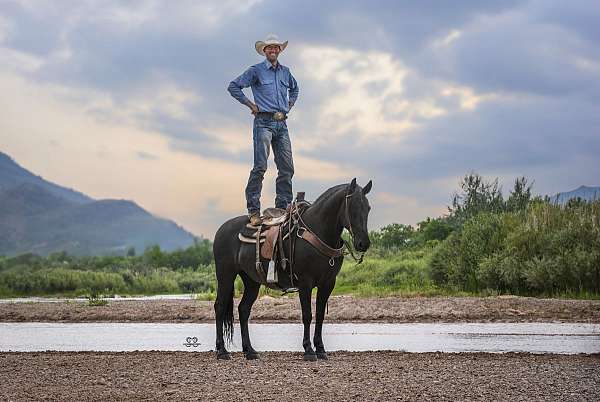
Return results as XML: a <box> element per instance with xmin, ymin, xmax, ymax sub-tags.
<box><xmin>245</xmin><ymin>116</ymin><xmax>294</xmax><ymax>214</ymax></box>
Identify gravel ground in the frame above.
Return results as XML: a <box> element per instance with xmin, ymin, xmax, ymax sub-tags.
<box><xmin>0</xmin><ymin>351</ymin><xmax>598</xmax><ymax>401</ymax></box>
<box><xmin>1</xmin><ymin>295</ymin><xmax>598</xmax><ymax>323</ymax></box>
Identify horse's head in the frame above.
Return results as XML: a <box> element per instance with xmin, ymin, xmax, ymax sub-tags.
<box><xmin>344</xmin><ymin>178</ymin><xmax>373</xmax><ymax>253</ymax></box>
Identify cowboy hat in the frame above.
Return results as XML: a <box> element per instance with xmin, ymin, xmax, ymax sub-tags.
<box><xmin>255</xmin><ymin>33</ymin><xmax>288</xmax><ymax>56</ymax></box>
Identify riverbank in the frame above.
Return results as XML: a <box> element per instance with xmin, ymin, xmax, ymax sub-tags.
<box><xmin>1</xmin><ymin>351</ymin><xmax>598</xmax><ymax>401</ymax></box>
<box><xmin>1</xmin><ymin>295</ymin><xmax>599</xmax><ymax>323</ymax></box>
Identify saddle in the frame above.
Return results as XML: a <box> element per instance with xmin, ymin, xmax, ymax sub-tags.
<box><xmin>237</xmin><ymin>207</ymin><xmax>288</xmax><ymax>249</ymax></box>
<box><xmin>237</xmin><ymin>201</ymin><xmax>307</xmax><ymax>292</ymax></box>
<box><xmin>235</xmin><ymin>191</ymin><xmax>350</xmax><ymax>292</ymax></box>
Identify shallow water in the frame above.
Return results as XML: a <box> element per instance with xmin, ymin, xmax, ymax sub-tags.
<box><xmin>1</xmin><ymin>322</ymin><xmax>598</xmax><ymax>354</ymax></box>
<box><xmin>0</xmin><ymin>294</ymin><xmax>196</xmax><ymax>304</ymax></box>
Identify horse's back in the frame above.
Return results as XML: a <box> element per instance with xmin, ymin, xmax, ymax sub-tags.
<box><xmin>213</xmin><ymin>215</ymin><xmax>248</xmax><ymax>261</ymax></box>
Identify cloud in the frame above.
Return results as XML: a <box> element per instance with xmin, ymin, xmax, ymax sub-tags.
<box><xmin>416</xmin><ymin>2</ymin><xmax>600</xmax><ymax>100</ymax></box>
<box><xmin>289</xmin><ymin>43</ymin><xmax>497</xmax><ymax>161</ymax></box>
<box><xmin>373</xmin><ymin>191</ymin><xmax>447</xmax><ymax>229</ymax></box>
<box><xmin>0</xmin><ymin>13</ymin><xmax>12</xmax><ymax>43</ymax></box>
<box><xmin>0</xmin><ymin>70</ymin><xmax>251</xmax><ymax>236</ymax></box>
<box><xmin>1</xmin><ymin>0</ymin><xmax>599</xmax><ymax>236</ymax></box>
<box><xmin>136</xmin><ymin>151</ymin><xmax>158</xmax><ymax>160</ymax></box>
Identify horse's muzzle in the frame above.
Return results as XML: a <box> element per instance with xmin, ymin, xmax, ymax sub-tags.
<box><xmin>354</xmin><ymin>238</ymin><xmax>370</xmax><ymax>253</ymax></box>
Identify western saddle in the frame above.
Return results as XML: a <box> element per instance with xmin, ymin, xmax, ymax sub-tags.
<box><xmin>238</xmin><ymin>205</ymin><xmax>298</xmax><ymax>292</ymax></box>
<box><xmin>237</xmin><ymin>192</ymin><xmax>346</xmax><ymax>293</ymax></box>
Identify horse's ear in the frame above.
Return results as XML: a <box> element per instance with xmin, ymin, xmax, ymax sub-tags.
<box><xmin>348</xmin><ymin>178</ymin><xmax>357</xmax><ymax>193</ymax></box>
<box><xmin>362</xmin><ymin>180</ymin><xmax>372</xmax><ymax>195</ymax></box>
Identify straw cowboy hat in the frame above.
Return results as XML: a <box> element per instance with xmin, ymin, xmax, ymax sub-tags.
<box><xmin>255</xmin><ymin>34</ymin><xmax>288</xmax><ymax>56</ymax></box>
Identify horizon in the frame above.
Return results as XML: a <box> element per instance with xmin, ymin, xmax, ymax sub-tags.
<box><xmin>3</xmin><ymin>148</ymin><xmax>597</xmax><ymax>240</ymax></box>
<box><xmin>2</xmin><ymin>1</ymin><xmax>599</xmax><ymax>238</ymax></box>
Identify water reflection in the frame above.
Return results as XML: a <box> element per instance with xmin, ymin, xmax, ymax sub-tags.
<box><xmin>1</xmin><ymin>323</ymin><xmax>598</xmax><ymax>354</ymax></box>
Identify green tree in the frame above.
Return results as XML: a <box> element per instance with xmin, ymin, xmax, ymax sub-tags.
<box><xmin>506</xmin><ymin>176</ymin><xmax>533</xmax><ymax>213</ymax></box>
<box><xmin>143</xmin><ymin>245</ymin><xmax>165</xmax><ymax>267</ymax></box>
<box><xmin>377</xmin><ymin>223</ymin><xmax>415</xmax><ymax>249</ymax></box>
<box><xmin>126</xmin><ymin>246</ymin><xmax>136</xmax><ymax>257</ymax></box>
<box><xmin>448</xmin><ymin>173</ymin><xmax>504</xmax><ymax>226</ymax></box>
<box><xmin>416</xmin><ymin>217</ymin><xmax>453</xmax><ymax>243</ymax></box>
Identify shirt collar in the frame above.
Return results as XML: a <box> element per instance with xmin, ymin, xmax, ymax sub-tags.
<box><xmin>263</xmin><ymin>59</ymin><xmax>280</xmax><ymax>70</ymax></box>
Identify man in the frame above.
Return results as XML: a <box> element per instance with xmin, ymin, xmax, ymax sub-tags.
<box><xmin>228</xmin><ymin>34</ymin><xmax>299</xmax><ymax>226</ymax></box>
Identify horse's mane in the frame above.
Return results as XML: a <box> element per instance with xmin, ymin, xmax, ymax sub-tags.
<box><xmin>312</xmin><ymin>183</ymin><xmax>348</xmax><ymax>206</ymax></box>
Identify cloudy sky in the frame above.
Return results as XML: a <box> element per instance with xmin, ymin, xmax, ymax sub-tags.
<box><xmin>1</xmin><ymin>0</ymin><xmax>599</xmax><ymax>238</ymax></box>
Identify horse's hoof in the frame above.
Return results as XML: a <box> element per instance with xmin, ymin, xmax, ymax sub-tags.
<box><xmin>317</xmin><ymin>352</ymin><xmax>328</xmax><ymax>360</ymax></box>
<box><xmin>216</xmin><ymin>352</ymin><xmax>231</xmax><ymax>360</ymax></box>
<box><xmin>245</xmin><ymin>352</ymin><xmax>259</xmax><ymax>360</ymax></box>
<box><xmin>303</xmin><ymin>352</ymin><xmax>317</xmax><ymax>361</ymax></box>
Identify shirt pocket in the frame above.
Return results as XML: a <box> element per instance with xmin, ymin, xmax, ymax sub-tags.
<box><xmin>258</xmin><ymin>76</ymin><xmax>275</xmax><ymax>98</ymax></box>
<box><xmin>259</xmin><ymin>76</ymin><xmax>274</xmax><ymax>87</ymax></box>
<box><xmin>279</xmin><ymin>78</ymin><xmax>290</xmax><ymax>88</ymax></box>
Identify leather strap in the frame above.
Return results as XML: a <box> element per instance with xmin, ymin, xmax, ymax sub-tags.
<box><xmin>300</xmin><ymin>228</ymin><xmax>344</xmax><ymax>258</ymax></box>
<box><xmin>256</xmin><ymin>111</ymin><xmax>287</xmax><ymax>120</ymax></box>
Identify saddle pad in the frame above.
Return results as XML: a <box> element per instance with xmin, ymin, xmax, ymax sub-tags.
<box><xmin>238</xmin><ymin>233</ymin><xmax>266</xmax><ymax>244</ymax></box>
<box><xmin>240</xmin><ymin>225</ymin><xmax>268</xmax><ymax>238</ymax></box>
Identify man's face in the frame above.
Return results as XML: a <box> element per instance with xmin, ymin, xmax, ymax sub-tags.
<box><xmin>264</xmin><ymin>44</ymin><xmax>280</xmax><ymax>63</ymax></box>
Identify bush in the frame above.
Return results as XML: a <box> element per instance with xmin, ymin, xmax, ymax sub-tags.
<box><xmin>430</xmin><ymin>213</ymin><xmax>515</xmax><ymax>291</ymax></box>
<box><xmin>430</xmin><ymin>200</ymin><xmax>600</xmax><ymax>295</ymax></box>
<box><xmin>429</xmin><ymin>232</ymin><xmax>460</xmax><ymax>286</ymax></box>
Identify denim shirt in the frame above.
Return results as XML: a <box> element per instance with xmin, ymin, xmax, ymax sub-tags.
<box><xmin>228</xmin><ymin>59</ymin><xmax>299</xmax><ymax>113</ymax></box>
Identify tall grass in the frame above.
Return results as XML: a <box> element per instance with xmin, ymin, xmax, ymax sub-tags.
<box><xmin>430</xmin><ymin>200</ymin><xmax>600</xmax><ymax>296</ymax></box>
<box><xmin>0</xmin><ymin>266</ymin><xmax>216</xmax><ymax>298</ymax></box>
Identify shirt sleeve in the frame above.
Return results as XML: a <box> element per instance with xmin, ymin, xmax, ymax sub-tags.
<box><xmin>227</xmin><ymin>66</ymin><xmax>257</xmax><ymax>105</ymax></box>
<box><xmin>288</xmin><ymin>70</ymin><xmax>299</xmax><ymax>106</ymax></box>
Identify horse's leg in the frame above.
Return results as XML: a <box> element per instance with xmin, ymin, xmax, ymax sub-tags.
<box><xmin>238</xmin><ymin>272</ymin><xmax>260</xmax><ymax>360</ymax></box>
<box><xmin>314</xmin><ymin>280</ymin><xmax>335</xmax><ymax>360</ymax></box>
<box><xmin>214</xmin><ymin>265</ymin><xmax>236</xmax><ymax>360</ymax></box>
<box><xmin>299</xmin><ymin>286</ymin><xmax>316</xmax><ymax>361</ymax></box>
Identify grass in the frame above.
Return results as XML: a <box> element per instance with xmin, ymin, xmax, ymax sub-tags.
<box><xmin>334</xmin><ymin>246</ymin><xmax>439</xmax><ymax>296</ymax></box>
<box><xmin>1</xmin><ymin>242</ymin><xmax>598</xmax><ymax>300</ymax></box>
<box><xmin>86</xmin><ymin>292</ymin><xmax>108</xmax><ymax>306</ymax></box>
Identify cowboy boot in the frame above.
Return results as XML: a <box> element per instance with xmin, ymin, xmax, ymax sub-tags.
<box><xmin>248</xmin><ymin>212</ymin><xmax>263</xmax><ymax>226</ymax></box>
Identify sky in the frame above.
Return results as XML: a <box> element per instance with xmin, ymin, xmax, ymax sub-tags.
<box><xmin>1</xmin><ymin>0</ymin><xmax>599</xmax><ymax>239</ymax></box>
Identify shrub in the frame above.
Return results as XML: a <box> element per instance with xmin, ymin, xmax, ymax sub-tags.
<box><xmin>430</xmin><ymin>199</ymin><xmax>600</xmax><ymax>295</ymax></box>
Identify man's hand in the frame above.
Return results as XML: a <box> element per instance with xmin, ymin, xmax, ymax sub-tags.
<box><xmin>246</xmin><ymin>101</ymin><xmax>259</xmax><ymax>115</ymax></box>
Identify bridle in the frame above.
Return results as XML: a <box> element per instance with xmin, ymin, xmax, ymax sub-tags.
<box><xmin>290</xmin><ymin>188</ymin><xmax>366</xmax><ymax>267</ymax></box>
<box><xmin>342</xmin><ymin>191</ymin><xmax>366</xmax><ymax>264</ymax></box>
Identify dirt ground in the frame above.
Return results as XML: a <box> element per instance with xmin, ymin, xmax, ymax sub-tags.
<box><xmin>0</xmin><ymin>351</ymin><xmax>597</xmax><ymax>401</ymax></box>
<box><xmin>1</xmin><ymin>295</ymin><xmax>599</xmax><ymax>323</ymax></box>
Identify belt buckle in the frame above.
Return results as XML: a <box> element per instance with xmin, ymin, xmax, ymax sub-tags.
<box><xmin>273</xmin><ymin>112</ymin><xmax>285</xmax><ymax>121</ymax></box>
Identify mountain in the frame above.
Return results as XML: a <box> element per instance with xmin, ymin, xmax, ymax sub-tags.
<box><xmin>0</xmin><ymin>151</ymin><xmax>197</xmax><ymax>257</ymax></box>
<box><xmin>551</xmin><ymin>185</ymin><xmax>600</xmax><ymax>204</ymax></box>
<box><xmin>0</xmin><ymin>152</ymin><xmax>92</xmax><ymax>204</ymax></box>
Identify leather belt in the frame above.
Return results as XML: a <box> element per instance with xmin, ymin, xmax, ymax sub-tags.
<box><xmin>256</xmin><ymin>111</ymin><xmax>287</xmax><ymax>121</ymax></box>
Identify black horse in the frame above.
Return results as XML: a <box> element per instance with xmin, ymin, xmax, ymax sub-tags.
<box><xmin>212</xmin><ymin>178</ymin><xmax>372</xmax><ymax>360</ymax></box>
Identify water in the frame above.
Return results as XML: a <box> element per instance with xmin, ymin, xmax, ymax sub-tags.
<box><xmin>1</xmin><ymin>323</ymin><xmax>598</xmax><ymax>354</ymax></box>
<box><xmin>0</xmin><ymin>294</ymin><xmax>196</xmax><ymax>304</ymax></box>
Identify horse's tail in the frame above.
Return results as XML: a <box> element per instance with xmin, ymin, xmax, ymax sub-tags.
<box><xmin>223</xmin><ymin>286</ymin><xmax>234</xmax><ymax>345</ymax></box>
